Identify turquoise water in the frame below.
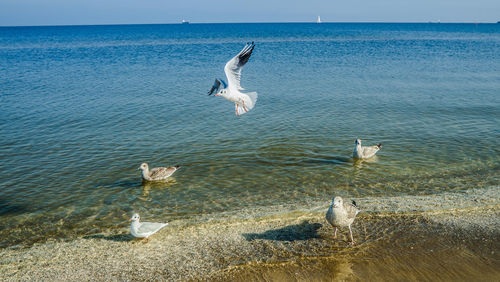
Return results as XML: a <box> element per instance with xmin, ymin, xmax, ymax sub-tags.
<box><xmin>1</xmin><ymin>23</ymin><xmax>499</xmax><ymax>248</ymax></box>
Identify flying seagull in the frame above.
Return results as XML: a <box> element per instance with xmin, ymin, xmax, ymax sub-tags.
<box><xmin>353</xmin><ymin>139</ymin><xmax>382</xmax><ymax>159</ymax></box>
<box><xmin>326</xmin><ymin>196</ymin><xmax>360</xmax><ymax>244</ymax></box>
<box><xmin>208</xmin><ymin>42</ymin><xmax>258</xmax><ymax>116</ymax></box>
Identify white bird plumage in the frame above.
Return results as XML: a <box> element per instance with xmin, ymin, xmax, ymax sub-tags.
<box><xmin>326</xmin><ymin>196</ymin><xmax>360</xmax><ymax>244</ymax></box>
<box><xmin>207</xmin><ymin>42</ymin><xmax>258</xmax><ymax>116</ymax></box>
<box><xmin>353</xmin><ymin>139</ymin><xmax>382</xmax><ymax>159</ymax></box>
<box><xmin>129</xmin><ymin>213</ymin><xmax>168</xmax><ymax>240</ymax></box>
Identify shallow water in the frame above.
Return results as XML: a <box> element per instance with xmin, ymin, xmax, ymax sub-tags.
<box><xmin>223</xmin><ymin>214</ymin><xmax>500</xmax><ymax>282</ymax></box>
<box><xmin>0</xmin><ymin>23</ymin><xmax>499</xmax><ymax>252</ymax></box>
<box><xmin>1</xmin><ymin>189</ymin><xmax>498</xmax><ymax>280</ymax></box>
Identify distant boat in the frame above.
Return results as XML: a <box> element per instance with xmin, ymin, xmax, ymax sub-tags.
<box><xmin>181</xmin><ymin>19</ymin><xmax>189</xmax><ymax>24</ymax></box>
<box><xmin>317</xmin><ymin>16</ymin><xmax>321</xmax><ymax>23</ymax></box>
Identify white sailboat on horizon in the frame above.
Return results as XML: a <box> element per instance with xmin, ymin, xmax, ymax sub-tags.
<box><xmin>317</xmin><ymin>16</ymin><xmax>321</xmax><ymax>23</ymax></box>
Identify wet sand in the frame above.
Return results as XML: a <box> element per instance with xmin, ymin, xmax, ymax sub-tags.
<box><xmin>1</xmin><ymin>187</ymin><xmax>499</xmax><ymax>281</ymax></box>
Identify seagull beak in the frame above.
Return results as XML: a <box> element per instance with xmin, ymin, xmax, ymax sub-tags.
<box><xmin>214</xmin><ymin>93</ymin><xmax>220</xmax><ymax>97</ymax></box>
<box><xmin>129</xmin><ymin>218</ymin><xmax>132</xmax><ymax>222</ymax></box>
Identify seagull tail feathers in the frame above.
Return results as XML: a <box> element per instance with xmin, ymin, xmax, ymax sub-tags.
<box><xmin>246</xmin><ymin>91</ymin><xmax>258</xmax><ymax>107</ymax></box>
<box><xmin>235</xmin><ymin>92</ymin><xmax>258</xmax><ymax>116</ymax></box>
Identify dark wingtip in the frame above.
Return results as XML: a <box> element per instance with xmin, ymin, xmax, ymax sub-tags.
<box><xmin>174</xmin><ymin>165</ymin><xmax>180</xmax><ymax>169</ymax></box>
<box><xmin>352</xmin><ymin>200</ymin><xmax>357</xmax><ymax>207</ymax></box>
<box><xmin>377</xmin><ymin>143</ymin><xmax>382</xmax><ymax>149</ymax></box>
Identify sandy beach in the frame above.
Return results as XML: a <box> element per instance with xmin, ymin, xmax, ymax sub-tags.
<box><xmin>1</xmin><ymin>187</ymin><xmax>498</xmax><ymax>281</ymax></box>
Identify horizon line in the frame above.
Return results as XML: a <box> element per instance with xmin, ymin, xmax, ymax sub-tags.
<box><xmin>1</xmin><ymin>20</ymin><xmax>499</xmax><ymax>28</ymax></box>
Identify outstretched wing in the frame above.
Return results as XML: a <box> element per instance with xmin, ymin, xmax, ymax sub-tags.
<box><xmin>224</xmin><ymin>42</ymin><xmax>255</xmax><ymax>91</ymax></box>
<box><xmin>207</xmin><ymin>78</ymin><xmax>227</xmax><ymax>96</ymax></box>
<box><xmin>208</xmin><ymin>78</ymin><xmax>221</xmax><ymax>96</ymax></box>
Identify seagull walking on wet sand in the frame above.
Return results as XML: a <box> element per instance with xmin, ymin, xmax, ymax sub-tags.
<box><xmin>326</xmin><ymin>196</ymin><xmax>360</xmax><ymax>244</ymax></box>
<box><xmin>207</xmin><ymin>42</ymin><xmax>258</xmax><ymax>116</ymax></box>
<box><xmin>129</xmin><ymin>213</ymin><xmax>168</xmax><ymax>242</ymax></box>
<box><xmin>353</xmin><ymin>138</ymin><xmax>382</xmax><ymax>159</ymax></box>
<box><xmin>139</xmin><ymin>163</ymin><xmax>179</xmax><ymax>181</ymax></box>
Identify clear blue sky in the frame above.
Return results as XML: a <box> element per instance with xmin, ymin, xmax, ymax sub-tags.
<box><xmin>1</xmin><ymin>0</ymin><xmax>499</xmax><ymax>26</ymax></box>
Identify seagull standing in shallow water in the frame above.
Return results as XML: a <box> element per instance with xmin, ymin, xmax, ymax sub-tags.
<box><xmin>353</xmin><ymin>139</ymin><xmax>382</xmax><ymax>159</ymax></box>
<box><xmin>207</xmin><ymin>42</ymin><xmax>258</xmax><ymax>116</ymax></box>
<box><xmin>326</xmin><ymin>196</ymin><xmax>360</xmax><ymax>244</ymax></box>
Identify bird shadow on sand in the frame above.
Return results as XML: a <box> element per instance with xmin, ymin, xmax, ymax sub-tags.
<box><xmin>83</xmin><ymin>234</ymin><xmax>135</xmax><ymax>242</ymax></box>
<box><xmin>243</xmin><ymin>220</ymin><xmax>323</xmax><ymax>242</ymax></box>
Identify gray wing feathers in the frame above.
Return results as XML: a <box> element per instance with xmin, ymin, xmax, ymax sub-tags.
<box><xmin>149</xmin><ymin>166</ymin><xmax>178</xmax><ymax>179</ymax></box>
<box><xmin>361</xmin><ymin>146</ymin><xmax>380</xmax><ymax>158</ymax></box>
<box><xmin>237</xmin><ymin>42</ymin><xmax>255</xmax><ymax>67</ymax></box>
<box><xmin>343</xmin><ymin>202</ymin><xmax>359</xmax><ymax>219</ymax></box>
<box><xmin>138</xmin><ymin>222</ymin><xmax>167</xmax><ymax>234</ymax></box>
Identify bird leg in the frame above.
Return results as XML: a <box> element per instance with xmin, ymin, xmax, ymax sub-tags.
<box><xmin>334</xmin><ymin>227</ymin><xmax>338</xmax><ymax>239</ymax></box>
<box><xmin>349</xmin><ymin>225</ymin><xmax>355</xmax><ymax>245</ymax></box>
<box><xmin>242</xmin><ymin>100</ymin><xmax>248</xmax><ymax>113</ymax></box>
<box><xmin>235</xmin><ymin>103</ymin><xmax>238</xmax><ymax>116</ymax></box>
<box><xmin>143</xmin><ymin>237</ymin><xmax>149</xmax><ymax>244</ymax></box>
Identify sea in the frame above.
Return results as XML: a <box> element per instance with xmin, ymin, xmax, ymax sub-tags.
<box><xmin>1</xmin><ymin>23</ymin><xmax>499</xmax><ymax>279</ymax></box>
